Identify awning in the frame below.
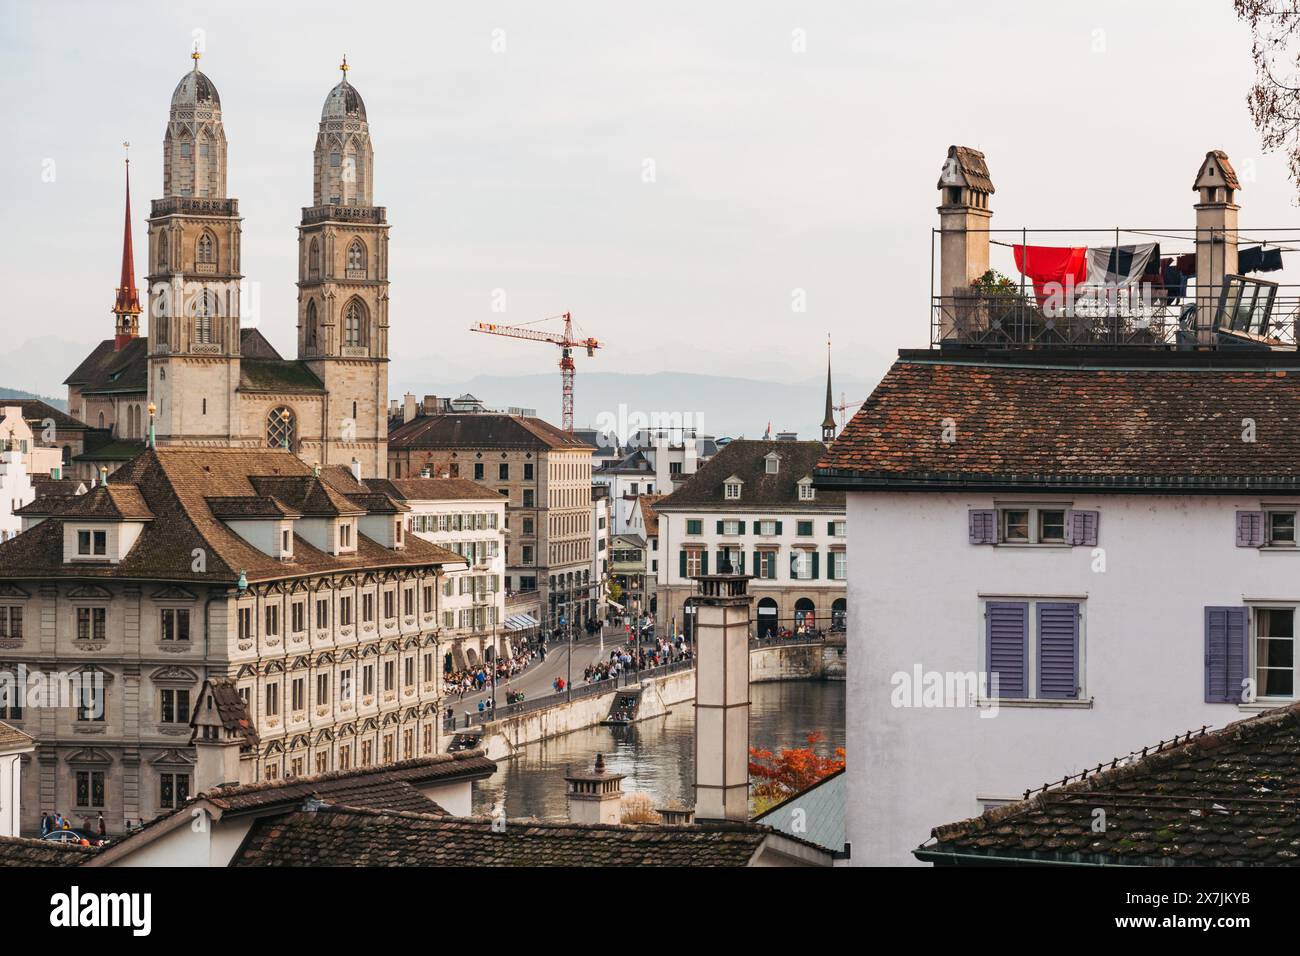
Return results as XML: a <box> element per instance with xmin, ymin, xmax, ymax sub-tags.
<box><xmin>504</xmin><ymin>613</ymin><xmax>540</xmax><ymax>631</ymax></box>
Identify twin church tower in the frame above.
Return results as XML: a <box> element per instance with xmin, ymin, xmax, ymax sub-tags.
<box><xmin>80</xmin><ymin>52</ymin><xmax>389</xmax><ymax>478</ymax></box>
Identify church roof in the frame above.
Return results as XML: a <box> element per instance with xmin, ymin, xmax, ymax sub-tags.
<box><xmin>322</xmin><ymin>78</ymin><xmax>366</xmax><ymax>121</ymax></box>
<box><xmin>171</xmin><ymin>66</ymin><xmax>221</xmax><ymax>110</ymax></box>
<box><xmin>389</xmin><ymin>413</ymin><xmax>593</xmax><ymax>452</ymax></box>
<box><xmin>64</xmin><ymin>338</ymin><xmax>148</xmax><ymax>395</ymax></box>
<box><xmin>238</xmin><ymin>359</ymin><xmax>325</xmax><ymax>393</ymax></box>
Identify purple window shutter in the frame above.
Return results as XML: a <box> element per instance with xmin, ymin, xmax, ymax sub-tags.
<box><xmin>1037</xmin><ymin>603</ymin><xmax>1080</xmax><ymax>699</ymax></box>
<box><xmin>1066</xmin><ymin>510</ymin><xmax>1099</xmax><ymax>547</ymax></box>
<box><xmin>969</xmin><ymin>510</ymin><xmax>996</xmax><ymax>545</ymax></box>
<box><xmin>986</xmin><ymin>602</ymin><xmax>1028</xmax><ymax>698</ymax></box>
<box><xmin>1235</xmin><ymin>511</ymin><xmax>1266</xmax><ymax>548</ymax></box>
<box><xmin>1205</xmin><ymin>606</ymin><xmax>1249</xmax><ymax>703</ymax></box>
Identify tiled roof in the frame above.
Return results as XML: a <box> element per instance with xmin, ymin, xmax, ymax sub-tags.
<box><xmin>0</xmin><ymin>719</ymin><xmax>33</xmax><ymax>752</ymax></box>
<box><xmin>205</xmin><ymin>495</ymin><xmax>302</xmax><ymax>519</ymax></box>
<box><xmin>940</xmin><ymin>144</ymin><xmax>995</xmax><ymax>194</ymax></box>
<box><xmin>634</xmin><ymin>494</ymin><xmax>663</xmax><ymax>536</ymax></box>
<box><xmin>344</xmin><ymin>492</ymin><xmax>408</xmax><ymax>515</ymax></box>
<box><xmin>231</xmin><ymin>805</ymin><xmax>776</xmax><ymax>866</ymax></box>
<box><xmin>0</xmin><ymin>835</ymin><xmax>97</xmax><ymax>866</ymax></box>
<box><xmin>917</xmin><ymin>703</ymin><xmax>1300</xmax><ymax>866</ymax></box>
<box><xmin>32</xmin><ymin>477</ymin><xmax>87</xmax><ymax>499</ymax></box>
<box><xmin>15</xmin><ymin>399</ymin><xmax>87</xmax><ymax>434</ymax></box>
<box><xmin>238</xmin><ymin>359</ymin><xmax>325</xmax><ymax>394</ymax></box>
<box><xmin>0</xmin><ymin>447</ymin><xmax>465</xmax><ymax>584</ymax></box>
<box><xmin>64</xmin><ymin>338</ymin><xmax>148</xmax><ymax>393</ymax></box>
<box><xmin>817</xmin><ymin>352</ymin><xmax>1300</xmax><ymax>492</ymax></box>
<box><xmin>56</xmin><ymin>484</ymin><xmax>153</xmax><ymax>521</ymax></box>
<box><xmin>207</xmin><ymin>752</ymin><xmax>495</xmax><ymax>814</ymax></box>
<box><xmin>72</xmin><ymin>439</ymin><xmax>146</xmax><ymax>463</ymax></box>
<box><xmin>366</xmin><ymin>477</ymin><xmax>502</xmax><ymax>502</ymax></box>
<box><xmin>656</xmin><ymin>440</ymin><xmax>844</xmax><ymax>510</ymax></box>
<box><xmin>201</xmin><ymin>677</ymin><xmax>259</xmax><ymax>744</ymax></box>
<box><xmin>389</xmin><ymin>413</ymin><xmax>593</xmax><ymax>452</ymax></box>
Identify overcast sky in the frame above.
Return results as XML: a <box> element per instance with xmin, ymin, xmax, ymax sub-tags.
<box><xmin>2</xmin><ymin>0</ymin><xmax>1294</xmax><ymax>395</ymax></box>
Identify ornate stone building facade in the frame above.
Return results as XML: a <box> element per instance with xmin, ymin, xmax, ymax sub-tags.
<box><xmin>65</xmin><ymin>54</ymin><xmax>390</xmax><ymax>479</ymax></box>
<box><xmin>0</xmin><ymin>447</ymin><xmax>464</xmax><ymax>835</ymax></box>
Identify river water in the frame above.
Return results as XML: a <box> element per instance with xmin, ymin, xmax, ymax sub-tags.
<box><xmin>472</xmin><ymin>680</ymin><xmax>846</xmax><ymax>820</ymax></box>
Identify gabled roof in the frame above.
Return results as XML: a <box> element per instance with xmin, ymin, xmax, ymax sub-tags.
<box><xmin>917</xmin><ymin>702</ymin><xmax>1300</xmax><ymax>866</ymax></box>
<box><xmin>656</xmin><ymin>440</ymin><xmax>844</xmax><ymax>510</ymax></box>
<box><xmin>366</xmin><ymin>477</ymin><xmax>502</xmax><ymax>502</ymax></box>
<box><xmin>238</xmin><ymin>359</ymin><xmax>325</xmax><ymax>394</ymax></box>
<box><xmin>56</xmin><ymin>484</ymin><xmax>153</xmax><ymax>521</ymax></box>
<box><xmin>389</xmin><ymin>413</ymin><xmax>593</xmax><ymax>452</ymax></box>
<box><xmin>0</xmin><ymin>447</ymin><xmax>464</xmax><ymax>584</ymax></box>
<box><xmin>230</xmin><ymin>804</ymin><xmax>789</xmax><ymax>867</ymax></box>
<box><xmin>633</xmin><ymin>494</ymin><xmax>664</xmax><ymax>536</ymax></box>
<box><xmin>205</xmin><ymin>496</ymin><xmax>302</xmax><ymax>519</ymax></box>
<box><xmin>194</xmin><ymin>677</ymin><xmax>259</xmax><ymax>744</ymax></box>
<box><xmin>15</xmin><ymin>399</ymin><xmax>88</xmax><ymax>434</ymax></box>
<box><xmin>938</xmin><ymin>144</ymin><xmax>995</xmax><ymax>194</ymax></box>
<box><xmin>752</xmin><ymin>768</ymin><xmax>845</xmax><ymax>854</ymax></box>
<box><xmin>1194</xmin><ymin>149</ymin><xmax>1240</xmax><ymax>191</ymax></box>
<box><xmin>817</xmin><ymin>351</ymin><xmax>1300</xmax><ymax>493</ymax></box>
<box><xmin>0</xmin><ymin>719</ymin><xmax>34</xmax><ymax>753</ymax></box>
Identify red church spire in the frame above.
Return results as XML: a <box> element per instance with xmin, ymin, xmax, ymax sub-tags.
<box><xmin>113</xmin><ymin>143</ymin><xmax>141</xmax><ymax>350</ymax></box>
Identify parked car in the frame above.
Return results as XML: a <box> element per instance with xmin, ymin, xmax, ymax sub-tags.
<box><xmin>43</xmin><ymin>828</ymin><xmax>109</xmax><ymax>847</ymax></box>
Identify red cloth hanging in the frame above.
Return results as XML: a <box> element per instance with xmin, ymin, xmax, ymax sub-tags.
<box><xmin>1012</xmin><ymin>245</ymin><xmax>1088</xmax><ymax>305</ymax></box>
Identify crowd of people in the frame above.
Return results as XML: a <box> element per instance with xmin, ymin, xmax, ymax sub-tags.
<box><xmin>442</xmin><ymin>644</ymin><xmax>543</xmax><ymax>699</ymax></box>
<box><xmin>582</xmin><ymin>636</ymin><xmax>692</xmax><ymax>684</ymax></box>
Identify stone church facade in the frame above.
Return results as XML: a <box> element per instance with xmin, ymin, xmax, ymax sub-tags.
<box><xmin>66</xmin><ymin>54</ymin><xmax>390</xmax><ymax>479</ymax></box>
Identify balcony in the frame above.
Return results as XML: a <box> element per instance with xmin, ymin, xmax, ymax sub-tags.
<box><xmin>150</xmin><ymin>197</ymin><xmax>239</xmax><ymax>217</ymax></box>
<box><xmin>931</xmin><ymin>227</ymin><xmax>1299</xmax><ymax>352</ymax></box>
<box><xmin>301</xmin><ymin>204</ymin><xmax>387</xmax><ymax>225</ymax></box>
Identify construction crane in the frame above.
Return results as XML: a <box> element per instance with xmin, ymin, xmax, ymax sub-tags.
<box><xmin>834</xmin><ymin>394</ymin><xmax>865</xmax><ymax>429</ymax></box>
<box><xmin>470</xmin><ymin>313</ymin><xmax>601</xmax><ymax>432</ymax></box>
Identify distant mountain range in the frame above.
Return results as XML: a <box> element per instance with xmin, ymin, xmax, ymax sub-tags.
<box><xmin>2</xmin><ymin>335</ymin><xmax>881</xmax><ymax>439</ymax></box>
<box><xmin>0</xmin><ymin>387</ymin><xmax>66</xmax><ymax>412</ymax></box>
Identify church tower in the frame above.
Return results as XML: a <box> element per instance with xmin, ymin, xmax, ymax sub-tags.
<box><xmin>113</xmin><ymin>148</ymin><xmax>142</xmax><ymax>350</ymax></box>
<box><xmin>146</xmin><ymin>50</ymin><xmax>244</xmax><ymax>446</ymax></box>
<box><xmin>296</xmin><ymin>58</ymin><xmax>389</xmax><ymax>478</ymax></box>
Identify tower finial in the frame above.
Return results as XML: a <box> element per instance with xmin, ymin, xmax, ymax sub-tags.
<box><xmin>340</xmin><ymin>54</ymin><xmax>349</xmax><ymax>77</ymax></box>
<box><xmin>191</xmin><ymin>45</ymin><xmax>201</xmax><ymax>69</ymax></box>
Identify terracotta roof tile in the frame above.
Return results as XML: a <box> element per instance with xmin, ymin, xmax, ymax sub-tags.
<box><xmin>389</xmin><ymin>414</ymin><xmax>592</xmax><ymax>452</ymax></box>
<box><xmin>657</xmin><ymin>440</ymin><xmax>844</xmax><ymax>510</ymax></box>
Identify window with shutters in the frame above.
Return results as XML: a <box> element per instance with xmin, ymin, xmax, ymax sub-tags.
<box><xmin>684</xmin><ymin>549</ymin><xmax>702</xmax><ymax>578</ymax></box>
<box><xmin>982</xmin><ymin>599</ymin><xmax>1084</xmax><ymax>701</ymax></box>
<box><xmin>971</xmin><ymin>506</ymin><xmax>1096</xmax><ymax>547</ymax></box>
<box><xmin>1255</xmin><ymin>607</ymin><xmax>1295</xmax><ymax>700</ymax></box>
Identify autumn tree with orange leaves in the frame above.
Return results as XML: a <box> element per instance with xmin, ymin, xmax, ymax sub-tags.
<box><xmin>749</xmin><ymin>732</ymin><xmax>845</xmax><ymax>813</ymax></box>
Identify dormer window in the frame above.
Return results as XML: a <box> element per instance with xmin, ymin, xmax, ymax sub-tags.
<box><xmin>77</xmin><ymin>530</ymin><xmax>107</xmax><ymax>557</ymax></box>
<box><xmin>797</xmin><ymin>477</ymin><xmax>815</xmax><ymax>501</ymax></box>
<box><xmin>764</xmin><ymin>453</ymin><xmax>780</xmax><ymax>475</ymax></box>
<box><xmin>338</xmin><ymin>520</ymin><xmax>354</xmax><ymax>552</ymax></box>
<box><xmin>724</xmin><ymin>477</ymin><xmax>743</xmax><ymax>500</ymax></box>
<box><xmin>394</xmin><ymin>519</ymin><xmax>404</xmax><ymax>547</ymax></box>
<box><xmin>281</xmin><ymin>528</ymin><xmax>293</xmax><ymax>558</ymax></box>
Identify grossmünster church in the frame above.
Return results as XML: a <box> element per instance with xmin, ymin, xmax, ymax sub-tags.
<box><xmin>66</xmin><ymin>53</ymin><xmax>390</xmax><ymax>478</ymax></box>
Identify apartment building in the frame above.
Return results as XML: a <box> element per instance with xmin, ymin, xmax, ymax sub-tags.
<box><xmin>387</xmin><ymin>412</ymin><xmax>596</xmax><ymax>630</ymax></box>
<box><xmin>654</xmin><ymin>440</ymin><xmax>846</xmax><ymax>639</ymax></box>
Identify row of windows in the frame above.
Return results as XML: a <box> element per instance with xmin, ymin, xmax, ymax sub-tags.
<box><xmin>410</xmin><ymin>512</ymin><xmax>500</xmax><ymax>533</ymax></box>
<box><xmin>303</xmin><ymin>297</ymin><xmax>371</xmax><ymax>350</ymax></box>
<box><xmin>680</xmin><ymin>548</ymin><xmax>846</xmax><ymax>581</ymax></box>
<box><xmin>305</xmin><ymin>237</ymin><xmax>369</xmax><ymax>278</ymax></box>
<box><xmin>684</xmin><ymin>518</ymin><xmax>843</xmax><ymax>538</ymax></box>
<box><xmin>235</xmin><ymin>585</ymin><xmax>435</xmax><ymax>640</ymax></box>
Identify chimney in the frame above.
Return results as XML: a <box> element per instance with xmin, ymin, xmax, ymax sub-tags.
<box><xmin>403</xmin><ymin>392</ymin><xmax>418</xmax><ymax>424</ymax></box>
<box><xmin>423</xmin><ymin>395</ymin><xmax>439</xmax><ymax>415</ymax></box>
<box><xmin>656</xmin><ymin>805</ymin><xmax>695</xmax><ymax>826</ymax></box>
<box><xmin>692</xmin><ymin>570</ymin><xmax>754</xmax><ymax>822</ymax></box>
<box><xmin>350</xmin><ymin>457</ymin><xmax>361</xmax><ymax>481</ymax></box>
<box><xmin>189</xmin><ymin>678</ymin><xmax>256</xmax><ymax>792</ymax></box>
<box><xmin>1193</xmin><ymin>150</ymin><xmax>1241</xmax><ymax>345</ymax></box>
<box><xmin>564</xmin><ymin>753</ymin><xmax>625</xmax><ymax>825</ymax></box>
<box><xmin>388</xmin><ymin>399</ymin><xmax>399</xmax><ymax>418</ymax></box>
<box><xmin>936</xmin><ymin>145</ymin><xmax>994</xmax><ymax>341</ymax></box>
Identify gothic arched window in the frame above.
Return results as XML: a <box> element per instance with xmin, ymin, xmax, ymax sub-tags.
<box><xmin>157</xmin><ymin>233</ymin><xmax>169</xmax><ymax>271</ymax></box>
<box><xmin>347</xmin><ymin>239</ymin><xmax>366</xmax><ymax>276</ymax></box>
<box><xmin>308</xmin><ymin>238</ymin><xmax>320</xmax><ymax>278</ymax></box>
<box><xmin>197</xmin><ymin>232</ymin><xmax>215</xmax><ymax>266</ymax></box>
<box><xmin>343</xmin><ymin>299</ymin><xmax>367</xmax><ymax>348</ymax></box>
<box><xmin>267</xmin><ymin>406</ymin><xmax>296</xmax><ymax>450</ymax></box>
<box><xmin>306</xmin><ymin>300</ymin><xmax>319</xmax><ymax>350</ymax></box>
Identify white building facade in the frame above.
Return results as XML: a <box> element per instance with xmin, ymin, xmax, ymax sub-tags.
<box><xmin>817</xmin><ymin>352</ymin><xmax>1300</xmax><ymax>865</ymax></box>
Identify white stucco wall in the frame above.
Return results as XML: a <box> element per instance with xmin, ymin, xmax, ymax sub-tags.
<box><xmin>0</xmin><ymin>752</ymin><xmax>22</xmax><ymax>838</ymax></box>
<box><xmin>848</xmin><ymin>490</ymin><xmax>1300</xmax><ymax>866</ymax></box>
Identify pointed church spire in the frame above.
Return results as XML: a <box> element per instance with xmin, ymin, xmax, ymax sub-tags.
<box><xmin>821</xmin><ymin>334</ymin><xmax>836</xmax><ymax>443</ymax></box>
<box><xmin>113</xmin><ymin>144</ymin><xmax>141</xmax><ymax>350</ymax></box>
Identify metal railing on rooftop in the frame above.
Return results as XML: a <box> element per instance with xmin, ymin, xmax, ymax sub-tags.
<box><xmin>930</xmin><ymin>226</ymin><xmax>1300</xmax><ymax>351</ymax></box>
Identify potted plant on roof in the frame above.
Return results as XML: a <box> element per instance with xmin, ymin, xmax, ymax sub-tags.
<box><xmin>968</xmin><ymin>269</ymin><xmax>1042</xmax><ymax>344</ymax></box>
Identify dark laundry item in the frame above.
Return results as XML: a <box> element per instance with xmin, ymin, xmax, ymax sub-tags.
<box><xmin>1141</xmin><ymin>243</ymin><xmax>1163</xmax><ymax>276</ymax></box>
<box><xmin>1239</xmin><ymin>246</ymin><xmax>1263</xmax><ymax>273</ymax></box>
<box><xmin>1162</xmin><ymin>262</ymin><xmax>1187</xmax><ymax>304</ymax></box>
<box><xmin>1012</xmin><ymin>244</ymin><xmax>1088</xmax><ymax>303</ymax></box>
<box><xmin>1177</xmin><ymin>253</ymin><xmax>1197</xmax><ymax>277</ymax></box>
<box><xmin>1260</xmin><ymin>247</ymin><xmax>1284</xmax><ymax>272</ymax></box>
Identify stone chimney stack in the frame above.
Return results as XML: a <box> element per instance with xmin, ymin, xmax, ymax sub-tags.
<box><xmin>692</xmin><ymin>572</ymin><xmax>754</xmax><ymax>822</ymax></box>
<box><xmin>403</xmin><ymin>392</ymin><xmax>418</xmax><ymax>424</ymax></box>
<box><xmin>936</xmin><ymin>145</ymin><xmax>995</xmax><ymax>340</ymax></box>
<box><xmin>564</xmin><ymin>753</ymin><xmax>625</xmax><ymax>825</ymax></box>
<box><xmin>1193</xmin><ymin>150</ymin><xmax>1241</xmax><ymax>344</ymax></box>
<box><xmin>189</xmin><ymin>678</ymin><xmax>257</xmax><ymax>792</ymax></box>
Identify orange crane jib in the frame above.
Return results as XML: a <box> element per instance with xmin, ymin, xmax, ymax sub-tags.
<box><xmin>470</xmin><ymin>313</ymin><xmax>602</xmax><ymax>432</ymax></box>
